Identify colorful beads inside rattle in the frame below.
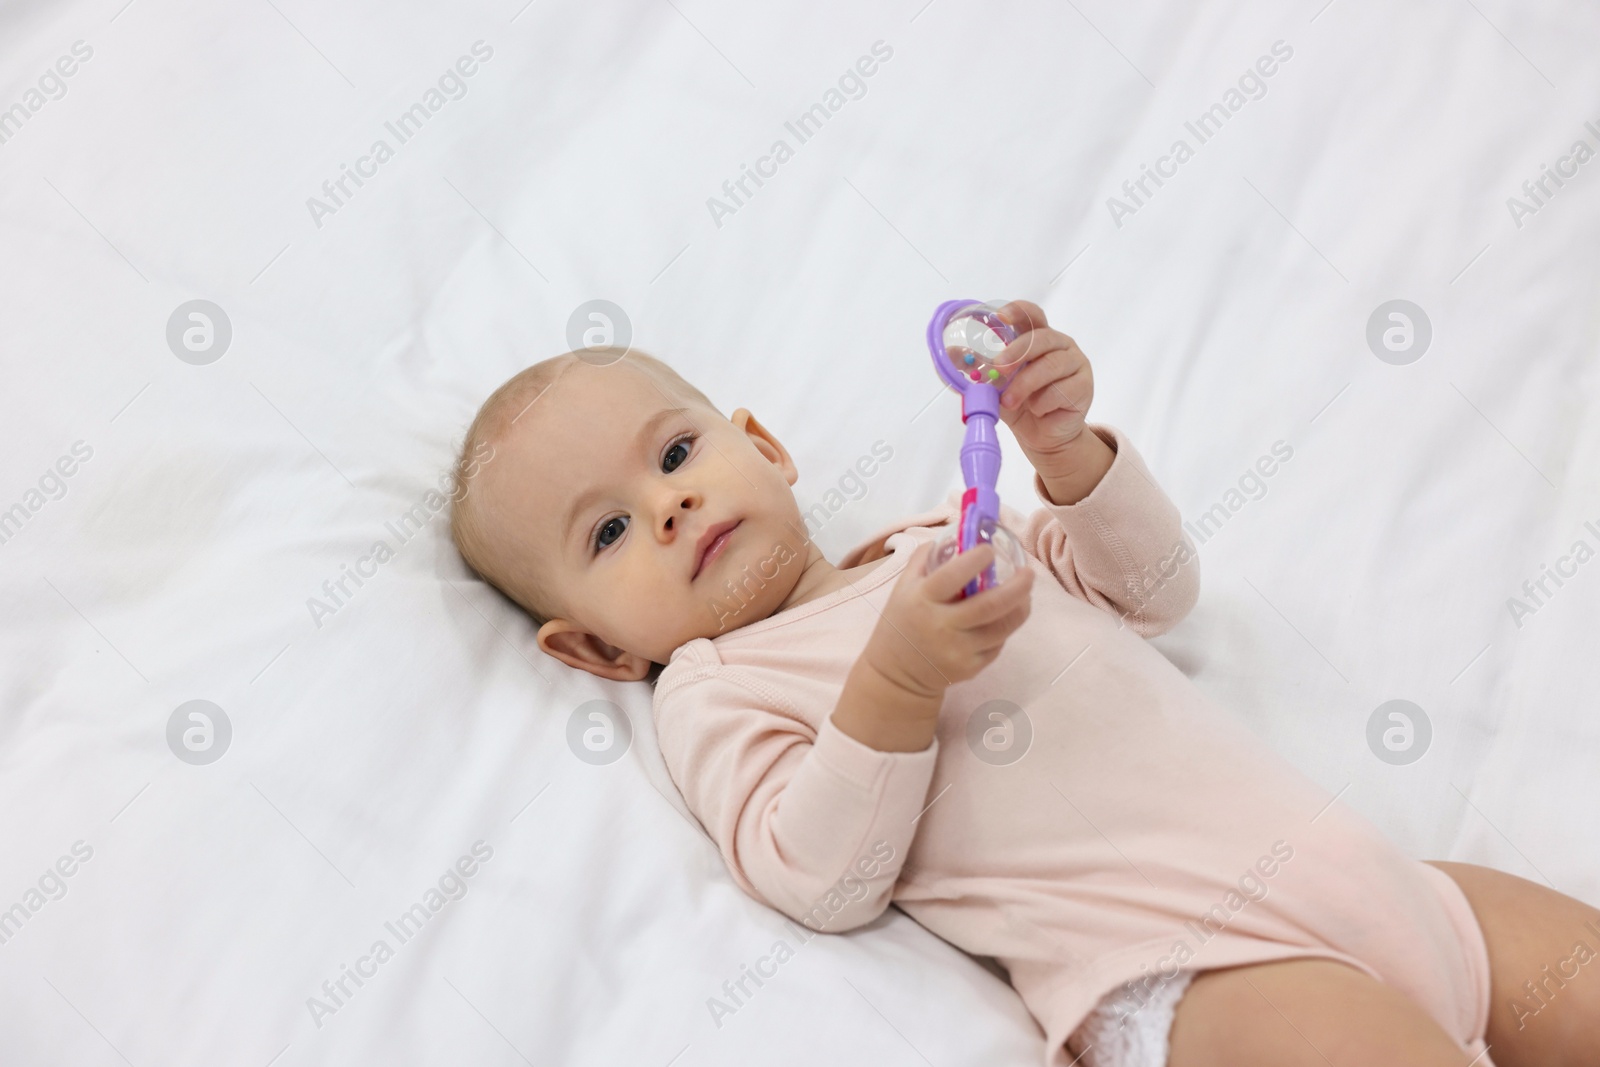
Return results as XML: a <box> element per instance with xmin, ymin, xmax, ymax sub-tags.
<box><xmin>941</xmin><ymin>301</ymin><xmax>1021</xmax><ymax>387</ymax></box>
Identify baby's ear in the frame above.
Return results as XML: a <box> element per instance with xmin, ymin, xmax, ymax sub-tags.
<box><xmin>730</xmin><ymin>408</ymin><xmax>798</xmax><ymax>485</ymax></box>
<box><xmin>537</xmin><ymin>621</ymin><xmax>653</xmax><ymax>681</ymax></box>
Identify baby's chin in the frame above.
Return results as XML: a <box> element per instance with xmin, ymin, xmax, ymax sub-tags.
<box><xmin>695</xmin><ymin>535</ymin><xmax>806</xmax><ymax>633</ymax></box>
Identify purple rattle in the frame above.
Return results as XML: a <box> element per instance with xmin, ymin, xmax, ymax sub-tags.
<box><xmin>925</xmin><ymin>299</ymin><xmax>1029</xmax><ymax>598</ymax></box>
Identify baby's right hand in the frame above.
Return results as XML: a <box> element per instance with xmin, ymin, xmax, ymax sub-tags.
<box><xmin>862</xmin><ymin>541</ymin><xmax>1035</xmax><ymax>699</ymax></box>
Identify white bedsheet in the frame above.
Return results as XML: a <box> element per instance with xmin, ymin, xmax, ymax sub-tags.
<box><xmin>2</xmin><ymin>0</ymin><xmax>1597</xmax><ymax>1063</ymax></box>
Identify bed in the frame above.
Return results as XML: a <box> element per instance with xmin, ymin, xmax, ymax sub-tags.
<box><xmin>2</xmin><ymin>0</ymin><xmax>1596</xmax><ymax>1062</ymax></box>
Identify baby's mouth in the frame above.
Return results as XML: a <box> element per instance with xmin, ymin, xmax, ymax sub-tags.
<box><xmin>692</xmin><ymin>520</ymin><xmax>742</xmax><ymax>580</ymax></box>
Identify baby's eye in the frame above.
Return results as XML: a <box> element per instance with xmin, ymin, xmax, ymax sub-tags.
<box><xmin>594</xmin><ymin>516</ymin><xmax>627</xmax><ymax>552</ymax></box>
<box><xmin>662</xmin><ymin>434</ymin><xmax>695</xmax><ymax>473</ymax></box>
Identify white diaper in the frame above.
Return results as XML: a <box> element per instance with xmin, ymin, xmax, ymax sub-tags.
<box><xmin>1067</xmin><ymin>970</ymin><xmax>1195</xmax><ymax>1067</ymax></box>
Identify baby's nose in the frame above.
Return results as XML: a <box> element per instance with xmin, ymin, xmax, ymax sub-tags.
<box><xmin>662</xmin><ymin>492</ymin><xmax>699</xmax><ymax>532</ymax></box>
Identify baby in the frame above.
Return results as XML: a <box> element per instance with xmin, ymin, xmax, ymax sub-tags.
<box><xmin>449</xmin><ymin>303</ymin><xmax>1599</xmax><ymax>1067</ymax></box>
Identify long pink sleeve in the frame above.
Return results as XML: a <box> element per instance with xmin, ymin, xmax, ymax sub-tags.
<box><xmin>653</xmin><ymin>650</ymin><xmax>939</xmax><ymax>931</ymax></box>
<box><xmin>1003</xmin><ymin>424</ymin><xmax>1200</xmax><ymax>637</ymax></box>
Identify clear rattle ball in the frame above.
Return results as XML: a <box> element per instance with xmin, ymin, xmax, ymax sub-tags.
<box><xmin>940</xmin><ymin>301</ymin><xmax>1021</xmax><ymax>386</ymax></box>
<box><xmin>926</xmin><ymin>517</ymin><xmax>1028</xmax><ymax>595</ymax></box>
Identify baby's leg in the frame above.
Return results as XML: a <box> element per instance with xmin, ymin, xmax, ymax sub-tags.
<box><xmin>1166</xmin><ymin>958</ymin><xmax>1469</xmax><ymax>1066</ymax></box>
<box><xmin>1429</xmin><ymin>860</ymin><xmax>1600</xmax><ymax>1067</ymax></box>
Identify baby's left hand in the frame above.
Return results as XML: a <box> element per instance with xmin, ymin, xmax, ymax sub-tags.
<box><xmin>993</xmin><ymin>300</ymin><xmax>1094</xmax><ymax>467</ymax></box>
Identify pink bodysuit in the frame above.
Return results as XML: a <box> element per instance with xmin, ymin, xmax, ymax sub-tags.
<box><xmin>652</xmin><ymin>425</ymin><xmax>1495</xmax><ymax>1066</ymax></box>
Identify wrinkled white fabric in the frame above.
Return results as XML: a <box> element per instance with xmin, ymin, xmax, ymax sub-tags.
<box><xmin>1069</xmin><ymin>971</ymin><xmax>1195</xmax><ymax>1067</ymax></box>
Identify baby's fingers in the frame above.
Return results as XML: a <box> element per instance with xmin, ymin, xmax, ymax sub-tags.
<box><xmin>997</xmin><ymin>300</ymin><xmax>1049</xmax><ymax>335</ymax></box>
<box><xmin>950</xmin><ymin>566</ymin><xmax>1034</xmax><ymax>628</ymax></box>
<box><xmin>922</xmin><ymin>542</ymin><xmax>996</xmax><ymax>603</ymax></box>
<box><xmin>996</xmin><ymin>326</ymin><xmax>1075</xmax><ymax>378</ymax></box>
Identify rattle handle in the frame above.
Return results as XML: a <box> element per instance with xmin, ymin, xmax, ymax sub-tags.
<box><xmin>959</xmin><ymin>384</ymin><xmax>1002</xmax><ymax>553</ymax></box>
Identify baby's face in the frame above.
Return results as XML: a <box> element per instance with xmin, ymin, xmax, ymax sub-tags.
<box><xmin>481</xmin><ymin>361</ymin><xmax>811</xmax><ymax>671</ymax></box>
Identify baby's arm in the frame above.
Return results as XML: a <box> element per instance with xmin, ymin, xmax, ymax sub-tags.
<box><xmin>654</xmin><ymin>662</ymin><xmax>938</xmax><ymax>933</ymax></box>
<box><xmin>653</xmin><ymin>546</ymin><xmax>1032</xmax><ymax>933</ymax></box>
<box><xmin>1004</xmin><ymin>423</ymin><xmax>1199</xmax><ymax>637</ymax></box>
<box><xmin>990</xmin><ymin>301</ymin><xmax>1198</xmax><ymax>636</ymax></box>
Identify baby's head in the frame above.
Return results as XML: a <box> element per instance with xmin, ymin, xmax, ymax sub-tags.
<box><xmin>450</xmin><ymin>350</ymin><xmax>816</xmax><ymax>680</ymax></box>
